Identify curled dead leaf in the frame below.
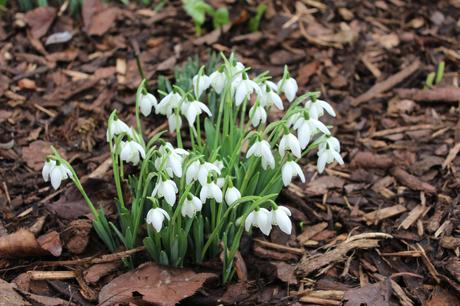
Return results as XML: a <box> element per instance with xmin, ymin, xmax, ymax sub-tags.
<box><xmin>98</xmin><ymin>262</ymin><xmax>216</xmax><ymax>306</ymax></box>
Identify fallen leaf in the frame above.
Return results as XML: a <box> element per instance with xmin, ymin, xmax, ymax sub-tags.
<box><xmin>343</xmin><ymin>279</ymin><xmax>391</xmax><ymax>306</ymax></box>
<box><xmin>425</xmin><ymin>286</ymin><xmax>460</xmax><ymax>306</ymax></box>
<box><xmin>87</xmin><ymin>8</ymin><xmax>119</xmax><ymax>36</ymax></box>
<box><xmin>305</xmin><ymin>176</ymin><xmax>345</xmax><ymax>196</ymax></box>
<box><xmin>21</xmin><ymin>140</ymin><xmax>64</xmax><ymax>171</ymax></box>
<box><xmin>84</xmin><ymin>262</ymin><xmax>121</xmax><ymax>284</ymax></box>
<box><xmin>36</xmin><ymin>231</ymin><xmax>62</xmax><ymax>257</ymax></box>
<box><xmin>65</xmin><ymin>219</ymin><xmax>92</xmax><ymax>254</ymax></box>
<box><xmin>297</xmin><ymin>61</ymin><xmax>319</xmax><ymax>85</ymax></box>
<box><xmin>0</xmin><ymin>278</ymin><xmax>31</xmax><ymax>305</ymax></box>
<box><xmin>98</xmin><ymin>262</ymin><xmax>216</xmax><ymax>306</ymax></box>
<box><xmin>24</xmin><ymin>6</ymin><xmax>57</xmax><ymax>39</ymax></box>
<box><xmin>272</xmin><ymin>261</ymin><xmax>298</xmax><ymax>285</ymax></box>
<box><xmin>220</xmin><ymin>282</ymin><xmax>251</xmax><ymax>305</ymax></box>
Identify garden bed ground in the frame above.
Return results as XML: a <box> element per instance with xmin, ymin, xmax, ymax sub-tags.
<box><xmin>1</xmin><ymin>0</ymin><xmax>460</xmax><ymax>305</ymax></box>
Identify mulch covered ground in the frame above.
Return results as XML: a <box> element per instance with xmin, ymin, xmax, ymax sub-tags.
<box><xmin>1</xmin><ymin>0</ymin><xmax>460</xmax><ymax>305</ymax></box>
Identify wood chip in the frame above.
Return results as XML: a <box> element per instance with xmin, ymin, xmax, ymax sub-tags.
<box><xmin>363</xmin><ymin>204</ymin><xmax>407</xmax><ymax>224</ymax></box>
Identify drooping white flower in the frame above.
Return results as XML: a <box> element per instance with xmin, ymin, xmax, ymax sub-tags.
<box><xmin>146</xmin><ymin>208</ymin><xmax>170</xmax><ymax>232</ymax></box>
<box><xmin>155</xmin><ymin>143</ymin><xmax>188</xmax><ymax>178</ymax></box>
<box><xmin>229</xmin><ymin>61</ymin><xmax>245</xmax><ymax>77</ymax></box>
<box><xmin>234</xmin><ymin>77</ymin><xmax>259</xmax><ymax>106</ymax></box>
<box><xmin>249</xmin><ymin>105</ymin><xmax>267</xmax><ymax>127</ymax></box>
<box><xmin>168</xmin><ymin>113</ymin><xmax>182</xmax><ymax>133</ymax></box>
<box><xmin>271</xmin><ymin>206</ymin><xmax>292</xmax><ymax>235</ymax></box>
<box><xmin>305</xmin><ymin>98</ymin><xmax>336</xmax><ymax>119</ymax></box>
<box><xmin>216</xmin><ymin>177</ymin><xmax>225</xmax><ymax>188</ymax></box>
<box><xmin>200</xmin><ymin>181</ymin><xmax>223</xmax><ymax>203</ymax></box>
<box><xmin>180</xmin><ymin>100</ymin><xmax>212</xmax><ymax>126</ymax></box>
<box><xmin>225</xmin><ymin>186</ymin><xmax>241</xmax><ymax>205</ymax></box>
<box><xmin>213</xmin><ymin>160</ymin><xmax>224</xmax><ymax>171</ymax></box>
<box><xmin>293</xmin><ymin>116</ymin><xmax>330</xmax><ymax>149</ymax></box>
<box><xmin>317</xmin><ymin>135</ymin><xmax>341</xmax><ymax>153</ymax></box>
<box><xmin>120</xmin><ymin>140</ymin><xmax>145</xmax><ymax>166</ymax></box>
<box><xmin>279</xmin><ymin>133</ymin><xmax>301</xmax><ymax>158</ymax></box>
<box><xmin>48</xmin><ymin>163</ymin><xmax>73</xmax><ymax>190</ymax></box>
<box><xmin>245</xmin><ymin>208</ymin><xmax>272</xmax><ymax>236</ymax></box>
<box><xmin>139</xmin><ymin>93</ymin><xmax>158</xmax><ymax>117</ymax></box>
<box><xmin>278</xmin><ymin>77</ymin><xmax>298</xmax><ymax>102</ymax></box>
<box><xmin>197</xmin><ymin>162</ymin><xmax>221</xmax><ymax>186</ymax></box>
<box><xmin>265</xmin><ymin>80</ymin><xmax>278</xmax><ymax>92</ymax></box>
<box><xmin>192</xmin><ymin>74</ymin><xmax>211</xmax><ymax>98</ymax></box>
<box><xmin>260</xmin><ymin>83</ymin><xmax>283</xmax><ymax>110</ymax></box>
<box><xmin>106</xmin><ymin>118</ymin><xmax>131</xmax><ymax>141</ymax></box>
<box><xmin>42</xmin><ymin>159</ymin><xmax>56</xmax><ymax>182</ymax></box>
<box><xmin>317</xmin><ymin>147</ymin><xmax>344</xmax><ymax>173</ymax></box>
<box><xmin>281</xmin><ymin>161</ymin><xmax>305</xmax><ymax>186</ymax></box>
<box><xmin>181</xmin><ymin>195</ymin><xmax>203</xmax><ymax>218</ymax></box>
<box><xmin>246</xmin><ymin>139</ymin><xmax>275</xmax><ymax>170</ymax></box>
<box><xmin>209</xmin><ymin>70</ymin><xmax>226</xmax><ymax>94</ymax></box>
<box><xmin>151</xmin><ymin>179</ymin><xmax>178</xmax><ymax>206</ymax></box>
<box><xmin>156</xmin><ymin>92</ymin><xmax>182</xmax><ymax>115</ymax></box>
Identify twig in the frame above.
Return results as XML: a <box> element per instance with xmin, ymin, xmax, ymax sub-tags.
<box><xmin>40</xmin><ymin>246</ymin><xmax>145</xmax><ymax>267</ymax></box>
<box><xmin>396</xmin><ymin>87</ymin><xmax>460</xmax><ymax>102</ymax></box>
<box><xmin>352</xmin><ymin>59</ymin><xmax>421</xmax><ymax>106</ymax></box>
<box><xmin>253</xmin><ymin>238</ymin><xmax>304</xmax><ymax>255</ymax></box>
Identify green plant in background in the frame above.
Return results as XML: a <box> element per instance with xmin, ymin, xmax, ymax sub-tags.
<box><xmin>425</xmin><ymin>60</ymin><xmax>445</xmax><ymax>88</ymax></box>
<box><xmin>249</xmin><ymin>3</ymin><xmax>267</xmax><ymax>32</ymax></box>
<box><xmin>182</xmin><ymin>0</ymin><xmax>229</xmax><ymax>35</ymax></box>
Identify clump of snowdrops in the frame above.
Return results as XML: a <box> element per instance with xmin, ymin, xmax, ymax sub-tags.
<box><xmin>42</xmin><ymin>53</ymin><xmax>343</xmax><ymax>282</ymax></box>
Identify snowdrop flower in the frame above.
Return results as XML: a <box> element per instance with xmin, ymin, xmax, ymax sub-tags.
<box><xmin>229</xmin><ymin>61</ymin><xmax>245</xmax><ymax>78</ymax></box>
<box><xmin>234</xmin><ymin>75</ymin><xmax>259</xmax><ymax>106</ymax></box>
<box><xmin>146</xmin><ymin>208</ymin><xmax>170</xmax><ymax>232</ymax></box>
<box><xmin>106</xmin><ymin>118</ymin><xmax>131</xmax><ymax>141</ymax></box>
<box><xmin>293</xmin><ymin>115</ymin><xmax>330</xmax><ymax>149</ymax></box>
<box><xmin>260</xmin><ymin>83</ymin><xmax>283</xmax><ymax>110</ymax></box>
<box><xmin>42</xmin><ymin>159</ymin><xmax>56</xmax><ymax>182</ymax></box>
<box><xmin>245</xmin><ymin>208</ymin><xmax>272</xmax><ymax>236</ymax></box>
<box><xmin>213</xmin><ymin>160</ymin><xmax>224</xmax><ymax>171</ymax></box>
<box><xmin>278</xmin><ymin>77</ymin><xmax>298</xmax><ymax>102</ymax></box>
<box><xmin>181</xmin><ymin>195</ymin><xmax>203</xmax><ymax>218</ymax></box>
<box><xmin>282</xmin><ymin>160</ymin><xmax>305</xmax><ymax>186</ymax></box>
<box><xmin>180</xmin><ymin>100</ymin><xmax>212</xmax><ymax>126</ymax></box>
<box><xmin>209</xmin><ymin>69</ymin><xmax>226</xmax><ymax>94</ymax></box>
<box><xmin>185</xmin><ymin>160</ymin><xmax>201</xmax><ymax>184</ymax></box>
<box><xmin>249</xmin><ymin>104</ymin><xmax>267</xmax><ymax>127</ymax></box>
<box><xmin>317</xmin><ymin>146</ymin><xmax>344</xmax><ymax>173</ymax></box>
<box><xmin>120</xmin><ymin>140</ymin><xmax>145</xmax><ymax>166</ymax></box>
<box><xmin>155</xmin><ymin>143</ymin><xmax>188</xmax><ymax>178</ymax></box>
<box><xmin>265</xmin><ymin>80</ymin><xmax>278</xmax><ymax>92</ymax></box>
<box><xmin>200</xmin><ymin>181</ymin><xmax>223</xmax><ymax>203</ymax></box>
<box><xmin>246</xmin><ymin>139</ymin><xmax>275</xmax><ymax>170</ymax></box>
<box><xmin>305</xmin><ymin>98</ymin><xmax>336</xmax><ymax>119</ymax></box>
<box><xmin>168</xmin><ymin>113</ymin><xmax>182</xmax><ymax>133</ymax></box>
<box><xmin>197</xmin><ymin>162</ymin><xmax>221</xmax><ymax>186</ymax></box>
<box><xmin>279</xmin><ymin>133</ymin><xmax>301</xmax><ymax>158</ymax></box>
<box><xmin>151</xmin><ymin>179</ymin><xmax>178</xmax><ymax>206</ymax></box>
<box><xmin>44</xmin><ymin>162</ymin><xmax>72</xmax><ymax>190</ymax></box>
<box><xmin>156</xmin><ymin>92</ymin><xmax>182</xmax><ymax>115</ymax></box>
<box><xmin>317</xmin><ymin>135</ymin><xmax>341</xmax><ymax>153</ymax></box>
<box><xmin>192</xmin><ymin>74</ymin><xmax>211</xmax><ymax>98</ymax></box>
<box><xmin>139</xmin><ymin>93</ymin><xmax>158</xmax><ymax>117</ymax></box>
<box><xmin>271</xmin><ymin>206</ymin><xmax>292</xmax><ymax>235</ymax></box>
<box><xmin>225</xmin><ymin>186</ymin><xmax>241</xmax><ymax>205</ymax></box>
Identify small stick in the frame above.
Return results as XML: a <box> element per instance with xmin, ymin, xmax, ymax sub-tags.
<box><xmin>41</xmin><ymin>246</ymin><xmax>145</xmax><ymax>267</ymax></box>
<box><xmin>29</xmin><ymin>270</ymin><xmax>76</xmax><ymax>280</ymax></box>
<box><xmin>253</xmin><ymin>238</ymin><xmax>304</xmax><ymax>255</ymax></box>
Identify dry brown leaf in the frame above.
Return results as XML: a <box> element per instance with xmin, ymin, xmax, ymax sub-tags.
<box><xmin>98</xmin><ymin>262</ymin><xmax>216</xmax><ymax>306</ymax></box>
<box><xmin>21</xmin><ymin>140</ymin><xmax>55</xmax><ymax>171</ymax></box>
<box><xmin>305</xmin><ymin>176</ymin><xmax>345</xmax><ymax>196</ymax></box>
<box><xmin>0</xmin><ymin>278</ymin><xmax>30</xmax><ymax>305</ymax></box>
<box><xmin>343</xmin><ymin>279</ymin><xmax>391</xmax><ymax>306</ymax></box>
<box><xmin>82</xmin><ymin>0</ymin><xmax>119</xmax><ymax>36</ymax></box>
<box><xmin>272</xmin><ymin>261</ymin><xmax>298</xmax><ymax>285</ymax></box>
<box><xmin>24</xmin><ymin>7</ymin><xmax>57</xmax><ymax>39</ymax></box>
<box><xmin>84</xmin><ymin>262</ymin><xmax>121</xmax><ymax>284</ymax></box>
<box><xmin>36</xmin><ymin>231</ymin><xmax>62</xmax><ymax>257</ymax></box>
<box><xmin>425</xmin><ymin>286</ymin><xmax>460</xmax><ymax>306</ymax></box>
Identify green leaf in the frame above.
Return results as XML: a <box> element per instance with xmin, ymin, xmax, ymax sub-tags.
<box><xmin>37</xmin><ymin>0</ymin><xmax>47</xmax><ymax>7</ymax></box>
<box><xmin>159</xmin><ymin>250</ymin><xmax>169</xmax><ymax>265</ymax></box>
<box><xmin>249</xmin><ymin>3</ymin><xmax>267</xmax><ymax>32</ymax></box>
<box><xmin>212</xmin><ymin>7</ymin><xmax>229</xmax><ymax>28</ymax></box>
<box><xmin>204</xmin><ymin>118</ymin><xmax>216</xmax><ymax>147</ymax></box>
<box><xmin>143</xmin><ymin>236</ymin><xmax>159</xmax><ymax>261</ymax></box>
<box><xmin>183</xmin><ymin>0</ymin><xmax>212</xmax><ymax>26</ymax></box>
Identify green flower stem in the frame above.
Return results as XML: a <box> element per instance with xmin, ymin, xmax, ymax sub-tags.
<box><xmin>135</xmin><ymin>79</ymin><xmax>147</xmax><ymax>139</ymax></box>
<box><xmin>110</xmin><ymin>139</ymin><xmax>126</xmax><ymax>209</ymax></box>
